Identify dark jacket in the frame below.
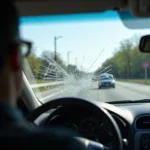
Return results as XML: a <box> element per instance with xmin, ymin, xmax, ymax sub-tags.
<box><xmin>0</xmin><ymin>102</ymin><xmax>85</xmax><ymax>150</ymax></box>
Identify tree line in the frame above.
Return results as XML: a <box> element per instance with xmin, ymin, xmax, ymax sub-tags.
<box><xmin>25</xmin><ymin>50</ymin><xmax>85</xmax><ymax>80</ymax></box>
<box><xmin>95</xmin><ymin>36</ymin><xmax>150</xmax><ymax>79</ymax></box>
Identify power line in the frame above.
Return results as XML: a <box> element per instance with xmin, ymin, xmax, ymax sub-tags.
<box><xmin>86</xmin><ymin>48</ymin><xmax>105</xmax><ymax>72</ymax></box>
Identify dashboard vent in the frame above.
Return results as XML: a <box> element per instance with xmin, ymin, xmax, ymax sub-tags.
<box><xmin>136</xmin><ymin>116</ymin><xmax>150</xmax><ymax>129</ymax></box>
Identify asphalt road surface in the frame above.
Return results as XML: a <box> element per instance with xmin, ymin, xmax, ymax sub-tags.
<box><xmin>38</xmin><ymin>81</ymin><xmax>150</xmax><ymax>103</ymax></box>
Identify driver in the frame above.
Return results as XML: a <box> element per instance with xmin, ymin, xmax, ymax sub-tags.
<box><xmin>0</xmin><ymin>1</ymin><xmax>86</xmax><ymax>150</ymax></box>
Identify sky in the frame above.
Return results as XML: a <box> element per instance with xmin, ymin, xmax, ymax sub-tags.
<box><xmin>20</xmin><ymin>11</ymin><xmax>150</xmax><ymax>72</ymax></box>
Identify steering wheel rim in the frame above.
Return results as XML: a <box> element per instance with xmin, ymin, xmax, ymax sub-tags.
<box><xmin>27</xmin><ymin>97</ymin><xmax>123</xmax><ymax>150</ymax></box>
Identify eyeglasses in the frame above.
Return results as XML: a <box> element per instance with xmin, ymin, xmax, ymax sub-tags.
<box><xmin>19</xmin><ymin>40</ymin><xmax>32</xmax><ymax>57</ymax></box>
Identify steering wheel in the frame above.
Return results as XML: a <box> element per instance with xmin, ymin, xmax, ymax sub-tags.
<box><xmin>27</xmin><ymin>97</ymin><xmax>123</xmax><ymax>150</ymax></box>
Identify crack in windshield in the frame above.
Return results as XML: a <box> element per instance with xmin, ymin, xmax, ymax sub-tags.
<box><xmin>21</xmin><ymin>11</ymin><xmax>150</xmax><ymax>103</ymax></box>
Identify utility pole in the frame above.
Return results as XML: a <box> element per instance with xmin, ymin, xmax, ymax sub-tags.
<box><xmin>145</xmin><ymin>68</ymin><xmax>148</xmax><ymax>84</ymax></box>
<box><xmin>67</xmin><ymin>51</ymin><xmax>73</xmax><ymax>74</ymax></box>
<box><xmin>81</xmin><ymin>55</ymin><xmax>85</xmax><ymax>70</ymax></box>
<box><xmin>54</xmin><ymin>36</ymin><xmax>57</xmax><ymax>61</ymax></box>
<box><xmin>54</xmin><ymin>36</ymin><xmax>62</xmax><ymax>62</ymax></box>
<box><xmin>75</xmin><ymin>57</ymin><xmax>78</xmax><ymax>68</ymax></box>
<box><xmin>67</xmin><ymin>51</ymin><xmax>72</xmax><ymax>66</ymax></box>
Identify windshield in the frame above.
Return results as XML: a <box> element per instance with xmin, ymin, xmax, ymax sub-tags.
<box><xmin>21</xmin><ymin>11</ymin><xmax>150</xmax><ymax>103</ymax></box>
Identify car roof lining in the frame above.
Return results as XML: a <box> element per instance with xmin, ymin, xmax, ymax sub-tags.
<box><xmin>15</xmin><ymin>0</ymin><xmax>128</xmax><ymax>17</ymax></box>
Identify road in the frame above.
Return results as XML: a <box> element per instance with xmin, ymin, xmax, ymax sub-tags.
<box><xmin>38</xmin><ymin>81</ymin><xmax>150</xmax><ymax>103</ymax></box>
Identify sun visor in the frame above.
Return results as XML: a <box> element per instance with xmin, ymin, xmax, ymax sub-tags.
<box><xmin>118</xmin><ymin>0</ymin><xmax>150</xmax><ymax>29</ymax></box>
<box><xmin>118</xmin><ymin>11</ymin><xmax>150</xmax><ymax>29</ymax></box>
<box><xmin>129</xmin><ymin>0</ymin><xmax>150</xmax><ymax>17</ymax></box>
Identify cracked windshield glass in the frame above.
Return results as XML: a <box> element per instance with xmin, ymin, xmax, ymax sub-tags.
<box><xmin>21</xmin><ymin>11</ymin><xmax>150</xmax><ymax>103</ymax></box>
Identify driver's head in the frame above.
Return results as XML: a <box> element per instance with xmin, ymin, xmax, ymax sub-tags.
<box><xmin>0</xmin><ymin>1</ymin><xmax>31</xmax><ymax>106</ymax></box>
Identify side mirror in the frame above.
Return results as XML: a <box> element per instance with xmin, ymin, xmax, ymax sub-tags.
<box><xmin>139</xmin><ymin>35</ymin><xmax>150</xmax><ymax>53</ymax></box>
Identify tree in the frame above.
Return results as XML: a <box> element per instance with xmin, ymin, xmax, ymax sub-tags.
<box><xmin>40</xmin><ymin>50</ymin><xmax>67</xmax><ymax>70</ymax></box>
<box><xmin>39</xmin><ymin>50</ymin><xmax>68</xmax><ymax>79</ymax></box>
<box><xmin>119</xmin><ymin>39</ymin><xmax>133</xmax><ymax>78</ymax></box>
<box><xmin>27</xmin><ymin>53</ymin><xmax>42</xmax><ymax>79</ymax></box>
<box><xmin>68</xmin><ymin>65</ymin><xmax>77</xmax><ymax>74</ymax></box>
<box><xmin>94</xmin><ymin>35</ymin><xmax>150</xmax><ymax>79</ymax></box>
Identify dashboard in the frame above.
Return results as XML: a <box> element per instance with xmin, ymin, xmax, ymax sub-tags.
<box><xmin>44</xmin><ymin>109</ymin><xmax>128</xmax><ymax>148</ymax></box>
<box><xmin>34</xmin><ymin>101</ymin><xmax>150</xmax><ymax>150</ymax></box>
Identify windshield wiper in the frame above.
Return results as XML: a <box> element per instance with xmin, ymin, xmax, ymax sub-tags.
<box><xmin>107</xmin><ymin>99</ymin><xmax>150</xmax><ymax>104</ymax></box>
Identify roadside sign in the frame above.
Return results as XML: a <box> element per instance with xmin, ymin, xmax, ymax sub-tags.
<box><xmin>142</xmin><ymin>62</ymin><xmax>150</xmax><ymax>69</ymax></box>
<box><xmin>142</xmin><ymin>62</ymin><xmax>150</xmax><ymax>84</ymax></box>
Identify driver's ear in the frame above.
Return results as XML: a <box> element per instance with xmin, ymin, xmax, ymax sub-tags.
<box><xmin>9</xmin><ymin>45</ymin><xmax>21</xmax><ymax>72</ymax></box>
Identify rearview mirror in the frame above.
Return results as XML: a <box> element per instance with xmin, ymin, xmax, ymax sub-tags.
<box><xmin>139</xmin><ymin>35</ymin><xmax>150</xmax><ymax>53</ymax></box>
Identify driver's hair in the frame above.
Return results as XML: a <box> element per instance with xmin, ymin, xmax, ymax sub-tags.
<box><xmin>0</xmin><ymin>0</ymin><xmax>19</xmax><ymax>70</ymax></box>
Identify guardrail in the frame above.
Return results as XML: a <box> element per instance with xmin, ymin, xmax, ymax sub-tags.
<box><xmin>31</xmin><ymin>81</ymin><xmax>65</xmax><ymax>88</ymax></box>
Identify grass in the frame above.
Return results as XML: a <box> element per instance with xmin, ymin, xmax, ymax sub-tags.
<box><xmin>119</xmin><ymin>79</ymin><xmax>150</xmax><ymax>85</ymax></box>
<box><xmin>33</xmin><ymin>85</ymin><xmax>60</xmax><ymax>92</ymax></box>
<box><xmin>29</xmin><ymin>80</ymin><xmax>55</xmax><ymax>84</ymax></box>
<box><xmin>35</xmin><ymin>80</ymin><xmax>54</xmax><ymax>84</ymax></box>
<box><xmin>39</xmin><ymin>85</ymin><xmax>58</xmax><ymax>92</ymax></box>
<box><xmin>30</xmin><ymin>79</ymin><xmax>62</xmax><ymax>92</ymax></box>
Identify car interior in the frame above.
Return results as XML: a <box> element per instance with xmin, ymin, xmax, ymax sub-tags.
<box><xmin>14</xmin><ymin>0</ymin><xmax>150</xmax><ymax>150</ymax></box>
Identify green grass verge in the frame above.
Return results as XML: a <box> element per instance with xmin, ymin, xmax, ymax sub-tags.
<box><xmin>33</xmin><ymin>85</ymin><xmax>59</xmax><ymax>92</ymax></box>
<box><xmin>39</xmin><ymin>85</ymin><xmax>58</xmax><ymax>92</ymax></box>
<box><xmin>35</xmin><ymin>80</ymin><xmax>54</xmax><ymax>84</ymax></box>
<box><xmin>33</xmin><ymin>83</ymin><xmax>64</xmax><ymax>92</ymax></box>
<box><xmin>29</xmin><ymin>79</ymin><xmax>54</xmax><ymax>84</ymax></box>
<box><xmin>119</xmin><ymin>79</ymin><xmax>150</xmax><ymax>85</ymax></box>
